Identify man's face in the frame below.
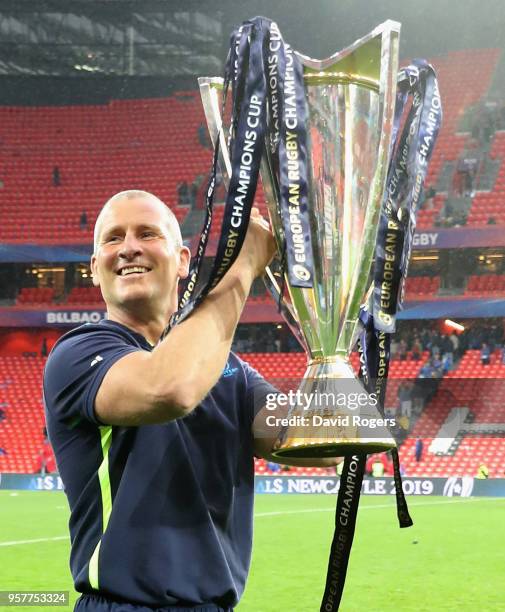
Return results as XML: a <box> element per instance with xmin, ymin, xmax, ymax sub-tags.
<box><xmin>91</xmin><ymin>196</ymin><xmax>189</xmax><ymax>317</ymax></box>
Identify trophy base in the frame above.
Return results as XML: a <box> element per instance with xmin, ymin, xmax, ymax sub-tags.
<box><xmin>271</xmin><ymin>356</ymin><xmax>396</xmax><ymax>459</ymax></box>
<box><xmin>270</xmin><ymin>439</ymin><xmax>395</xmax><ymax>459</ymax></box>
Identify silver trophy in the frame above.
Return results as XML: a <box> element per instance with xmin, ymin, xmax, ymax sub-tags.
<box><xmin>199</xmin><ymin>21</ymin><xmax>401</xmax><ymax>458</ymax></box>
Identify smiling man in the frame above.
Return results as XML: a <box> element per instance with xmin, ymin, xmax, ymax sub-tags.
<box><xmin>43</xmin><ymin>190</ymin><xmax>329</xmax><ymax>612</ymax></box>
<box><xmin>90</xmin><ymin>192</ymin><xmax>187</xmax><ymax>341</ymax></box>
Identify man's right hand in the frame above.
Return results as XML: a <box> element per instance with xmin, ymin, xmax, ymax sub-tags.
<box><xmin>233</xmin><ymin>207</ymin><xmax>276</xmax><ymax>279</ymax></box>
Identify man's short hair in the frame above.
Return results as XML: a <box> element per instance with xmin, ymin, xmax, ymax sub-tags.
<box><xmin>93</xmin><ymin>190</ymin><xmax>182</xmax><ymax>253</ymax></box>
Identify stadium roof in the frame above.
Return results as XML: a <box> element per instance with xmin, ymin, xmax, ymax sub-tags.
<box><xmin>0</xmin><ymin>0</ymin><xmax>504</xmax><ymax>77</ymax></box>
<box><xmin>0</xmin><ymin>0</ymin><xmax>224</xmax><ymax>76</ymax></box>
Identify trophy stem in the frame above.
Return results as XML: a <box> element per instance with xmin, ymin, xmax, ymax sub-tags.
<box><xmin>271</xmin><ymin>355</ymin><xmax>396</xmax><ymax>459</ymax></box>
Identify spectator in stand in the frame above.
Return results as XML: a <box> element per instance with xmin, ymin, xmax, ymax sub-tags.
<box><xmin>454</xmin><ymin>156</ymin><xmax>478</xmax><ymax>197</ymax></box>
<box><xmin>371</xmin><ymin>456</ymin><xmax>385</xmax><ymax>477</ymax></box>
<box><xmin>52</xmin><ymin>165</ymin><xmax>61</xmax><ymax>187</ymax></box>
<box><xmin>480</xmin><ymin>342</ymin><xmax>491</xmax><ymax>365</ymax></box>
<box><xmin>197</xmin><ymin>124</ymin><xmax>212</xmax><ymax>149</ymax></box>
<box><xmin>430</xmin><ymin>332</ymin><xmax>442</xmax><ymax>358</ymax></box>
<box><xmin>176</xmin><ymin>181</ymin><xmax>190</xmax><ymax>205</ymax></box>
<box><xmin>266</xmin><ymin>461</ymin><xmax>281</xmax><ymax>473</ymax></box>
<box><xmin>431</xmin><ymin>356</ymin><xmax>444</xmax><ymax>378</ymax></box>
<box><xmin>390</xmin><ymin>337</ymin><xmax>399</xmax><ymax>359</ymax></box>
<box><xmin>441</xmin><ymin>353</ymin><xmax>453</xmax><ymax>374</ymax></box>
<box><xmin>421</xmin><ymin>329</ymin><xmax>432</xmax><ymax>352</ymax></box>
<box><xmin>398</xmin><ymin>339</ymin><xmax>408</xmax><ymax>361</ymax></box>
<box><xmin>449</xmin><ymin>332</ymin><xmax>460</xmax><ymax>357</ymax></box>
<box><xmin>398</xmin><ymin>383</ymin><xmax>413</xmax><ymax>418</ymax></box>
<box><xmin>285</xmin><ymin>332</ymin><xmax>301</xmax><ymax>353</ymax></box>
<box><xmin>0</xmin><ymin>407</ymin><xmax>5</xmax><ymax>422</ymax></box>
<box><xmin>419</xmin><ymin>361</ymin><xmax>433</xmax><ymax>379</ymax></box>
<box><xmin>411</xmin><ymin>336</ymin><xmax>422</xmax><ymax>361</ymax></box>
<box><xmin>382</xmin><ymin>452</ymin><xmax>394</xmax><ymax>476</ymax></box>
<box><xmin>0</xmin><ymin>447</ymin><xmax>7</xmax><ymax>456</ymax></box>
<box><xmin>194</xmin><ymin>173</ymin><xmax>211</xmax><ymax>208</ymax></box>
<box><xmin>366</xmin><ymin>454</ymin><xmax>385</xmax><ymax>476</ymax></box>
<box><xmin>421</xmin><ymin>186</ymin><xmax>436</xmax><ymax>210</ymax></box>
<box><xmin>414</xmin><ymin>437</ymin><xmax>423</xmax><ymax>462</ymax></box>
<box><xmin>489</xmin><ymin>324</ymin><xmax>503</xmax><ymax>351</ymax></box>
<box><xmin>440</xmin><ymin>334</ymin><xmax>453</xmax><ymax>357</ymax></box>
<box><xmin>440</xmin><ymin>335</ymin><xmax>454</xmax><ymax>370</ymax></box>
<box><xmin>482</xmin><ymin>104</ymin><xmax>496</xmax><ymax>143</ymax></box>
<box><xmin>80</xmin><ymin>210</ymin><xmax>88</xmax><ymax>231</ymax></box>
<box><xmin>189</xmin><ymin>182</ymin><xmax>198</xmax><ymax>207</ymax></box>
<box><xmin>476</xmin><ymin>463</ymin><xmax>489</xmax><ymax>479</ymax></box>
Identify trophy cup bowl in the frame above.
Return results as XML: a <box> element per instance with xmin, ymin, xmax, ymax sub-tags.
<box><xmin>199</xmin><ymin>21</ymin><xmax>401</xmax><ymax>458</ymax></box>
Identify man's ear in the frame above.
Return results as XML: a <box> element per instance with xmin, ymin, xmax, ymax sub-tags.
<box><xmin>90</xmin><ymin>254</ymin><xmax>100</xmax><ymax>287</ymax></box>
<box><xmin>177</xmin><ymin>246</ymin><xmax>191</xmax><ymax>280</ymax></box>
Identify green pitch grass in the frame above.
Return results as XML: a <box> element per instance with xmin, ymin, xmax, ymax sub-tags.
<box><xmin>0</xmin><ymin>491</ymin><xmax>504</xmax><ymax>611</ymax></box>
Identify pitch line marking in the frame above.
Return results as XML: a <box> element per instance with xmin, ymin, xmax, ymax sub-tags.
<box><xmin>0</xmin><ymin>535</ymin><xmax>68</xmax><ymax>547</ymax></box>
<box><xmin>255</xmin><ymin>497</ymin><xmax>504</xmax><ymax>518</ymax></box>
<box><xmin>0</xmin><ymin>498</ymin><xmax>503</xmax><ymax>546</ymax></box>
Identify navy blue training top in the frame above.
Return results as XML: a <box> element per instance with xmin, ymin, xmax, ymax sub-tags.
<box><xmin>43</xmin><ymin>319</ymin><xmax>276</xmax><ymax>608</ymax></box>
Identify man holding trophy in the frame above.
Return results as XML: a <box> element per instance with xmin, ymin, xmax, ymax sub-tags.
<box><xmin>44</xmin><ymin>16</ymin><xmax>440</xmax><ymax>612</ymax></box>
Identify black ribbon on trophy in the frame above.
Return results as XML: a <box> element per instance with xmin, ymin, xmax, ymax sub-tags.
<box><xmin>320</xmin><ymin>61</ymin><xmax>442</xmax><ymax>612</ymax></box>
<box><xmin>163</xmin><ymin>16</ymin><xmax>313</xmax><ymax>338</ymax></box>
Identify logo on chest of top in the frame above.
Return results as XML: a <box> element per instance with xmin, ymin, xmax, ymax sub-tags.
<box><xmin>222</xmin><ymin>361</ymin><xmax>239</xmax><ymax>378</ymax></box>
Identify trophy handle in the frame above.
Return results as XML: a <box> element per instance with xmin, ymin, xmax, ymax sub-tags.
<box><xmin>198</xmin><ymin>77</ymin><xmax>231</xmax><ymax>181</ymax></box>
<box><xmin>199</xmin><ymin>76</ymin><xmax>296</xmax><ymax>343</ymax></box>
<box><xmin>263</xmin><ymin>267</ymin><xmax>309</xmax><ymax>354</ymax></box>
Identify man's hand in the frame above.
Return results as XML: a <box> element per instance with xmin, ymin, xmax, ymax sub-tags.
<box><xmin>233</xmin><ymin>207</ymin><xmax>276</xmax><ymax>279</ymax></box>
<box><xmin>253</xmin><ymin>405</ymin><xmax>343</xmax><ymax>467</ymax></box>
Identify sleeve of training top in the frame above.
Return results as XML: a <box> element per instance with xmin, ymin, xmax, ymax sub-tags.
<box><xmin>240</xmin><ymin>356</ymin><xmax>279</xmax><ymax>423</ymax></box>
<box><xmin>43</xmin><ymin>326</ymin><xmax>141</xmax><ymax>426</ymax></box>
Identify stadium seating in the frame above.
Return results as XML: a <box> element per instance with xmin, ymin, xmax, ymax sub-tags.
<box><xmin>0</xmin><ymin>355</ymin><xmax>47</xmax><ymax>473</ymax></box>
<box><xmin>0</xmin><ymin>349</ymin><xmax>426</xmax><ymax>474</ymax></box>
<box><xmin>239</xmin><ymin>351</ymin><xmax>426</xmax><ymax>382</ymax></box>
<box><xmin>404</xmin><ymin>276</ymin><xmax>440</xmax><ymax>298</ymax></box>
<box><xmin>446</xmin><ymin>348</ymin><xmax>505</xmax><ymax>377</ymax></box>
<box><xmin>0</xmin><ymin>349</ymin><xmax>502</xmax><ymax>477</ymax></box>
<box><xmin>399</xmin><ymin>350</ymin><xmax>505</xmax><ymax>477</ymax></box>
<box><xmin>465</xmin><ymin>274</ymin><xmax>505</xmax><ymax>295</ymax></box>
<box><xmin>65</xmin><ymin>286</ymin><xmax>104</xmax><ymax>305</ymax></box>
<box><xmin>416</xmin><ymin>195</ymin><xmax>446</xmax><ymax>229</ymax></box>
<box><xmin>0</xmin><ymin>47</ymin><xmax>501</xmax><ymax>246</ymax></box>
<box><xmin>0</xmin><ymin>95</ymin><xmax>206</xmax><ymax>244</ymax></box>
<box><xmin>16</xmin><ymin>287</ymin><xmax>55</xmax><ymax>304</ymax></box>
<box><xmin>423</xmin><ymin>48</ymin><xmax>501</xmax><ymax>228</ymax></box>
<box><xmin>420</xmin><ymin>49</ymin><xmax>500</xmax><ymax>191</ymax></box>
<box><xmin>400</xmin><ymin>434</ymin><xmax>504</xmax><ymax>478</ymax></box>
